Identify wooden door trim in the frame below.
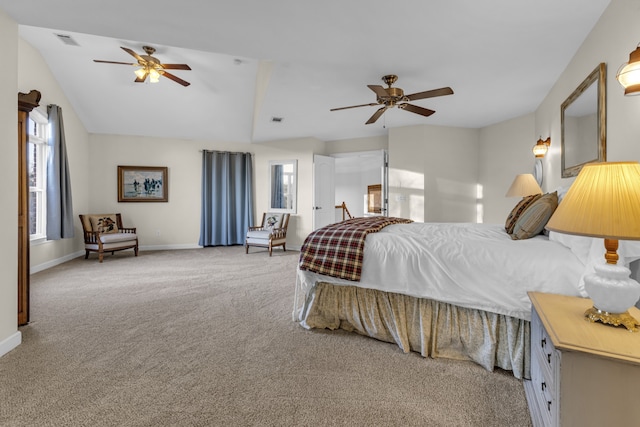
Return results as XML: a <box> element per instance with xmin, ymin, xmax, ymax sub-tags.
<box><xmin>17</xmin><ymin>90</ymin><xmax>40</xmax><ymax>326</ymax></box>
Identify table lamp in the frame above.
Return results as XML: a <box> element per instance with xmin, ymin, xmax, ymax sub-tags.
<box><xmin>545</xmin><ymin>161</ymin><xmax>640</xmax><ymax>331</ymax></box>
<box><xmin>505</xmin><ymin>174</ymin><xmax>542</xmax><ymax>197</ymax></box>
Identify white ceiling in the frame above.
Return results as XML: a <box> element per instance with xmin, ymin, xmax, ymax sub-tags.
<box><xmin>1</xmin><ymin>0</ymin><xmax>610</xmax><ymax>144</ymax></box>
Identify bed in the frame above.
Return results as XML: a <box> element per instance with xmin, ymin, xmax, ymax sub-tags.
<box><xmin>292</xmin><ymin>216</ymin><xmax>640</xmax><ymax>379</ymax></box>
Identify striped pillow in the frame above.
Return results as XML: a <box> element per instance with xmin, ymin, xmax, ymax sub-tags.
<box><xmin>510</xmin><ymin>192</ymin><xmax>558</xmax><ymax>240</ymax></box>
<box><xmin>505</xmin><ymin>194</ymin><xmax>542</xmax><ymax>234</ymax></box>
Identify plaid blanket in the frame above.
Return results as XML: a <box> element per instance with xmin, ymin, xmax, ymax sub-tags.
<box><xmin>298</xmin><ymin>216</ymin><xmax>413</xmax><ymax>281</ymax></box>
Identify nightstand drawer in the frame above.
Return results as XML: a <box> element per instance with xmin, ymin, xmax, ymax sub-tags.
<box><xmin>527</xmin><ymin>306</ymin><xmax>559</xmax><ymax>426</ymax></box>
<box><xmin>531</xmin><ymin>309</ymin><xmax>558</xmax><ymax>391</ymax></box>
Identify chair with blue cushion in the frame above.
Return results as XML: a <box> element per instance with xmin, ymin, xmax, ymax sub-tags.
<box><xmin>245</xmin><ymin>213</ymin><xmax>290</xmax><ymax>256</ymax></box>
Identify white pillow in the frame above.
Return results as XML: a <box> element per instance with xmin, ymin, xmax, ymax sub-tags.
<box><xmin>548</xmin><ymin>232</ymin><xmax>592</xmax><ymax>265</ymax></box>
<box><xmin>554</xmin><ymin>185</ymin><xmax>572</xmax><ymax>204</ymax></box>
<box><xmin>549</xmin><ymin>231</ymin><xmax>640</xmax><ymax>296</ymax></box>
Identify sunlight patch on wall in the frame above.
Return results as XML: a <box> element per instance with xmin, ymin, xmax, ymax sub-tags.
<box><xmin>388</xmin><ymin>168</ymin><xmax>425</xmax><ymax>221</ymax></box>
<box><xmin>476</xmin><ymin>183</ymin><xmax>484</xmax><ymax>223</ymax></box>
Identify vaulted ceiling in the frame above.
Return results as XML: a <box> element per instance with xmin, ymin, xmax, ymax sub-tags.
<box><xmin>1</xmin><ymin>1</ymin><xmax>610</xmax><ymax>144</ymax></box>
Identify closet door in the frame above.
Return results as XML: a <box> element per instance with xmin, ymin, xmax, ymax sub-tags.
<box><xmin>17</xmin><ymin>90</ymin><xmax>41</xmax><ymax>326</ymax></box>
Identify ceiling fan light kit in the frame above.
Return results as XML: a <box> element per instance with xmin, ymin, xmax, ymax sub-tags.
<box><xmin>331</xmin><ymin>74</ymin><xmax>454</xmax><ymax>124</ymax></box>
<box><xmin>94</xmin><ymin>45</ymin><xmax>192</xmax><ymax>86</ymax></box>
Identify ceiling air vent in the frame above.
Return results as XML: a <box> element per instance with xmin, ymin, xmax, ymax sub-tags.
<box><xmin>55</xmin><ymin>34</ymin><xmax>80</xmax><ymax>46</ymax></box>
<box><xmin>271</xmin><ymin>117</ymin><xmax>284</xmax><ymax>123</ymax></box>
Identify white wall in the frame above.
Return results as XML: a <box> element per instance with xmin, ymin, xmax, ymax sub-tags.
<box><xmin>0</xmin><ymin>9</ymin><xmax>19</xmax><ymax>356</ymax></box>
<box><xmin>88</xmin><ymin>134</ymin><xmax>324</xmax><ymax>250</ymax></box>
<box><xmin>325</xmin><ymin>135</ymin><xmax>387</xmax><ymax>154</ymax></box>
<box><xmin>388</xmin><ymin>124</ymin><xmax>480</xmax><ymax>222</ymax></box>
<box><xmin>478</xmin><ymin>114</ymin><xmax>535</xmax><ymax>224</ymax></box>
<box><xmin>18</xmin><ymin>38</ymin><xmax>91</xmax><ymax>270</ymax></box>
<box><xmin>479</xmin><ymin>1</ymin><xmax>640</xmax><ymax>224</ymax></box>
<box><xmin>536</xmin><ymin>0</ymin><xmax>640</xmax><ymax>193</ymax></box>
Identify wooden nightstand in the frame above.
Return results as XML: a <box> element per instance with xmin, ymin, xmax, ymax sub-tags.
<box><xmin>524</xmin><ymin>292</ymin><xmax>640</xmax><ymax>426</ymax></box>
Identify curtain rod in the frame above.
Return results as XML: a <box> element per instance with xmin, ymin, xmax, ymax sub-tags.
<box><xmin>199</xmin><ymin>149</ymin><xmax>252</xmax><ymax>155</ymax></box>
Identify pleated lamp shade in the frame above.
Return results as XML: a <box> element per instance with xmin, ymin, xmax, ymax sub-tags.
<box><xmin>505</xmin><ymin>174</ymin><xmax>542</xmax><ymax>197</ymax></box>
<box><xmin>546</xmin><ymin>162</ymin><xmax>640</xmax><ymax>240</ymax></box>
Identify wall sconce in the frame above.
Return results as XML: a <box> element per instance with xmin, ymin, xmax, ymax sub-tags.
<box><xmin>617</xmin><ymin>43</ymin><xmax>640</xmax><ymax>95</ymax></box>
<box><xmin>532</xmin><ymin>137</ymin><xmax>550</xmax><ymax>158</ymax></box>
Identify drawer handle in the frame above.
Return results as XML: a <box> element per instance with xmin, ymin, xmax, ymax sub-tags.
<box><xmin>541</xmin><ymin>382</ymin><xmax>546</xmax><ymax>391</ymax></box>
<box><xmin>541</xmin><ymin>337</ymin><xmax>546</xmax><ymax>348</ymax></box>
<box><xmin>547</xmin><ymin>401</ymin><xmax>552</xmax><ymax>412</ymax></box>
<box><xmin>547</xmin><ymin>353</ymin><xmax>552</xmax><ymax>364</ymax></box>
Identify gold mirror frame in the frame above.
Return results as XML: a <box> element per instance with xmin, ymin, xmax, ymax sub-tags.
<box><xmin>560</xmin><ymin>63</ymin><xmax>606</xmax><ymax>178</ymax></box>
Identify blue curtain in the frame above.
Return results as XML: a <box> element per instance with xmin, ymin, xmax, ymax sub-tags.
<box><xmin>199</xmin><ymin>150</ymin><xmax>254</xmax><ymax>246</ymax></box>
<box><xmin>271</xmin><ymin>164</ymin><xmax>284</xmax><ymax>208</ymax></box>
<box><xmin>46</xmin><ymin>105</ymin><xmax>74</xmax><ymax>240</ymax></box>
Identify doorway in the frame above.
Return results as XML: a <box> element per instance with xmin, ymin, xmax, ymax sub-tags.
<box><xmin>313</xmin><ymin>150</ymin><xmax>388</xmax><ymax>230</ymax></box>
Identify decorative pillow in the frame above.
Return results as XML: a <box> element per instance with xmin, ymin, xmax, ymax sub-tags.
<box><xmin>263</xmin><ymin>213</ymin><xmax>283</xmax><ymax>230</ymax></box>
<box><xmin>510</xmin><ymin>192</ymin><xmax>558</xmax><ymax>240</ymax></box>
<box><xmin>90</xmin><ymin>215</ymin><xmax>119</xmax><ymax>234</ymax></box>
<box><xmin>505</xmin><ymin>194</ymin><xmax>542</xmax><ymax>234</ymax></box>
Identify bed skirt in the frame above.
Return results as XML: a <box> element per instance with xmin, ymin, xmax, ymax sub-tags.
<box><xmin>296</xmin><ymin>282</ymin><xmax>530</xmax><ymax>380</ymax></box>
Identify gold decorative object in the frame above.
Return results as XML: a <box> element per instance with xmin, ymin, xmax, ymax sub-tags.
<box><xmin>584</xmin><ymin>307</ymin><xmax>640</xmax><ymax>332</ymax></box>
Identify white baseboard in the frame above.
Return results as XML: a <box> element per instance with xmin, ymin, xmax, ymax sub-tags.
<box><xmin>30</xmin><ymin>250</ymin><xmax>84</xmax><ymax>274</ymax></box>
<box><xmin>0</xmin><ymin>331</ymin><xmax>21</xmax><ymax>358</ymax></box>
<box><xmin>30</xmin><ymin>243</ymin><xmax>295</xmax><ymax>274</ymax></box>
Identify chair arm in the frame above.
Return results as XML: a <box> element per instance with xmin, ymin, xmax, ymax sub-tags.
<box><xmin>270</xmin><ymin>227</ymin><xmax>287</xmax><ymax>239</ymax></box>
<box><xmin>120</xmin><ymin>227</ymin><xmax>137</xmax><ymax>234</ymax></box>
<box><xmin>83</xmin><ymin>230</ymin><xmax>101</xmax><ymax>244</ymax></box>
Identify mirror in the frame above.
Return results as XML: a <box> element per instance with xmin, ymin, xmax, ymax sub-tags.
<box><xmin>269</xmin><ymin>160</ymin><xmax>297</xmax><ymax>214</ymax></box>
<box><xmin>561</xmin><ymin>63</ymin><xmax>606</xmax><ymax>178</ymax></box>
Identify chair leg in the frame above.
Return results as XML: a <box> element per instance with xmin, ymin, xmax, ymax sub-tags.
<box><xmin>134</xmin><ymin>246</ymin><xmax>139</xmax><ymax>257</ymax></box>
<box><xmin>98</xmin><ymin>252</ymin><xmax>104</xmax><ymax>263</ymax></box>
<box><xmin>269</xmin><ymin>245</ymin><xmax>272</xmax><ymax>257</ymax></box>
<box><xmin>85</xmin><ymin>250</ymin><xmax>90</xmax><ymax>259</ymax></box>
<box><xmin>283</xmin><ymin>244</ymin><xmax>286</xmax><ymax>252</ymax></box>
<box><xmin>245</xmin><ymin>244</ymin><xmax>249</xmax><ymax>254</ymax></box>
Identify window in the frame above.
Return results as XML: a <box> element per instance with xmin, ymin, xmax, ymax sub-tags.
<box><xmin>27</xmin><ymin>109</ymin><xmax>49</xmax><ymax>241</ymax></box>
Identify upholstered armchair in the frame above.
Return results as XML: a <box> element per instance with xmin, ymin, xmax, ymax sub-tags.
<box><xmin>79</xmin><ymin>214</ymin><xmax>139</xmax><ymax>262</ymax></box>
<box><xmin>245</xmin><ymin>213</ymin><xmax>290</xmax><ymax>256</ymax></box>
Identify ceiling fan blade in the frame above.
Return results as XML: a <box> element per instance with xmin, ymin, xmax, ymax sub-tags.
<box><xmin>161</xmin><ymin>71</ymin><xmax>191</xmax><ymax>87</ymax></box>
<box><xmin>330</xmin><ymin>103</ymin><xmax>379</xmax><ymax>111</ymax></box>
<box><xmin>366</xmin><ymin>107</ymin><xmax>387</xmax><ymax>124</ymax></box>
<box><xmin>93</xmin><ymin>60</ymin><xmax>137</xmax><ymax>66</ymax></box>
<box><xmin>161</xmin><ymin>63</ymin><xmax>192</xmax><ymax>70</ymax></box>
<box><xmin>399</xmin><ymin>103</ymin><xmax>436</xmax><ymax>117</ymax></box>
<box><xmin>405</xmin><ymin>87</ymin><xmax>454</xmax><ymax>101</ymax></box>
<box><xmin>367</xmin><ymin>85</ymin><xmax>388</xmax><ymax>98</ymax></box>
<box><xmin>121</xmin><ymin>46</ymin><xmax>145</xmax><ymax>63</ymax></box>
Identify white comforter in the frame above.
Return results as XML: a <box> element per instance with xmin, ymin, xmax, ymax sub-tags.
<box><xmin>297</xmin><ymin>222</ymin><xmax>586</xmax><ymax>321</ymax></box>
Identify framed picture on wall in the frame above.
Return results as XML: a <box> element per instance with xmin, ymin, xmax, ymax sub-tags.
<box><xmin>117</xmin><ymin>165</ymin><xmax>168</xmax><ymax>202</ymax></box>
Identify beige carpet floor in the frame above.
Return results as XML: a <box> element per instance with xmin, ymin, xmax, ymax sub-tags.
<box><xmin>0</xmin><ymin>246</ymin><xmax>532</xmax><ymax>426</ymax></box>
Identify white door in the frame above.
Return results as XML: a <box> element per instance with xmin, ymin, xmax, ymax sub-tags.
<box><xmin>313</xmin><ymin>154</ymin><xmax>335</xmax><ymax>230</ymax></box>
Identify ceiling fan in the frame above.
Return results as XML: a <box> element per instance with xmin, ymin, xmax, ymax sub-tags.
<box><xmin>94</xmin><ymin>46</ymin><xmax>191</xmax><ymax>87</ymax></box>
<box><xmin>330</xmin><ymin>74</ymin><xmax>453</xmax><ymax>124</ymax></box>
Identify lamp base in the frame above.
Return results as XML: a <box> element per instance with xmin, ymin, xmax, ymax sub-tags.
<box><xmin>584</xmin><ymin>306</ymin><xmax>640</xmax><ymax>332</ymax></box>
